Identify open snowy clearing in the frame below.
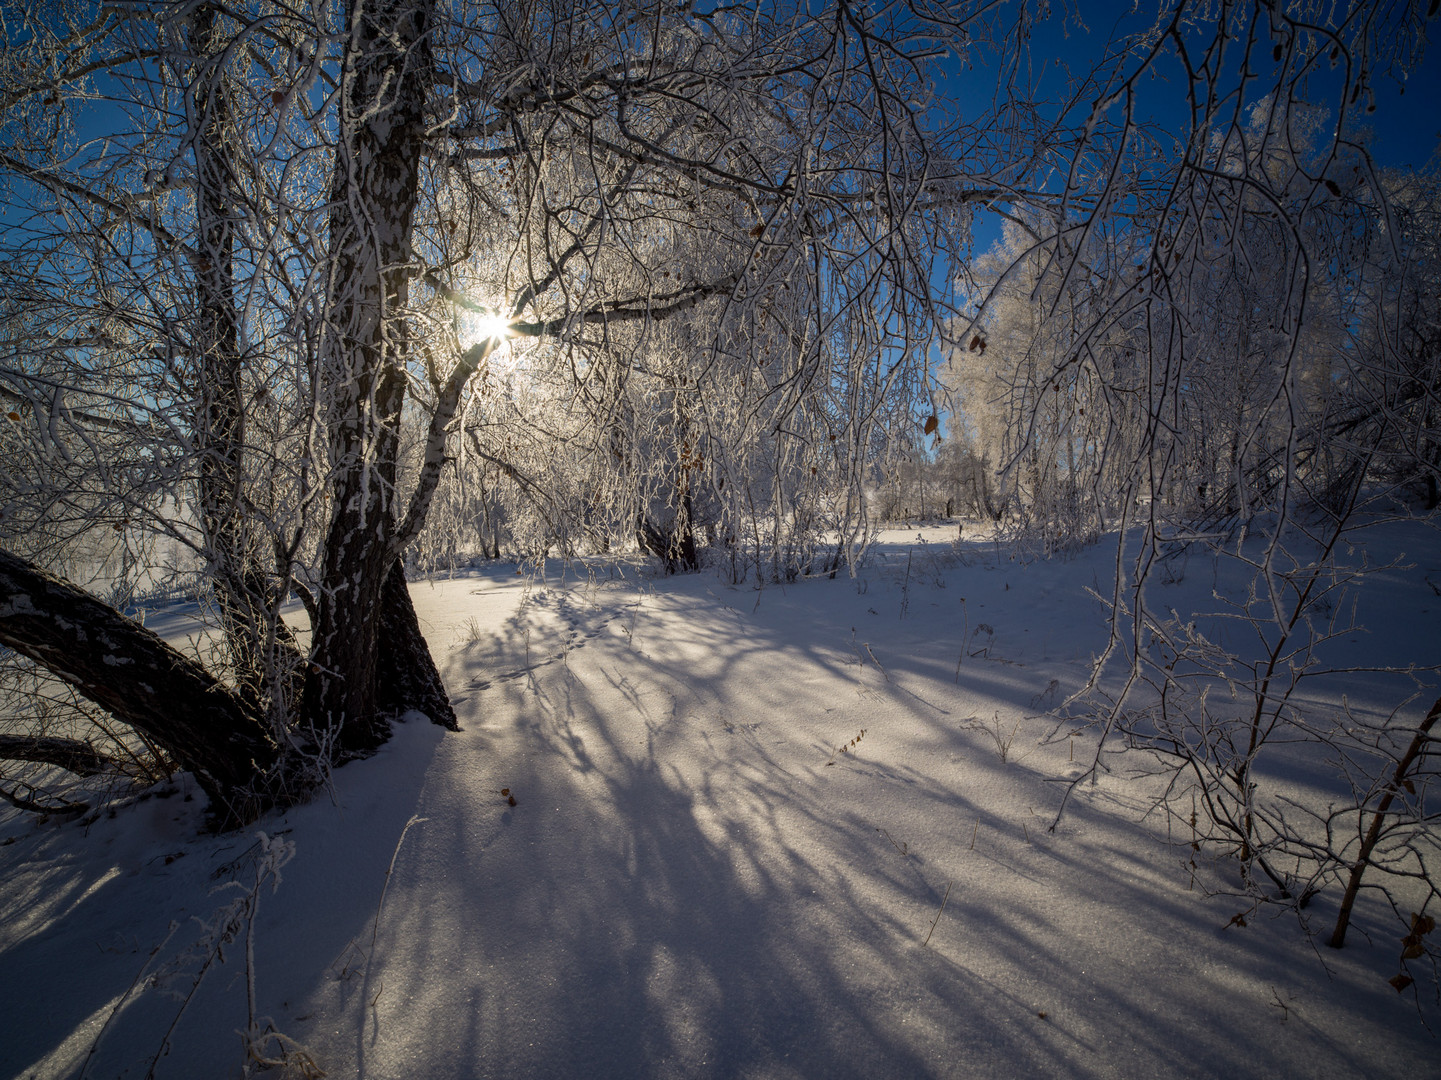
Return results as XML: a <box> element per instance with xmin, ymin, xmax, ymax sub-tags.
<box><xmin>2</xmin><ymin>523</ymin><xmax>1438</xmax><ymax>1079</ymax></box>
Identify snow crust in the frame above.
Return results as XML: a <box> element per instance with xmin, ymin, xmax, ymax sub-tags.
<box><xmin>1</xmin><ymin>523</ymin><xmax>1437</xmax><ymax>1078</ymax></box>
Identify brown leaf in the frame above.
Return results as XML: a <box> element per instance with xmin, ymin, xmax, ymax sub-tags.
<box><xmin>1402</xmin><ymin>942</ymin><xmax>1425</xmax><ymax>960</ymax></box>
<box><xmin>1412</xmin><ymin>913</ymin><xmax>1436</xmax><ymax>935</ymax></box>
<box><xmin>923</xmin><ymin>415</ymin><xmax>938</xmax><ymax>435</ymax></box>
<box><xmin>508</xmin><ymin>795</ymin><xmax>517</xmax><ymax>806</ymax></box>
<box><xmin>500</xmin><ymin>788</ymin><xmax>510</xmax><ymax>796</ymax></box>
<box><xmin>6</xmin><ymin>411</ymin><xmax>18</xmax><ymax>422</ymax></box>
<box><xmin>1226</xmin><ymin>913</ymin><xmax>1248</xmax><ymax>929</ymax></box>
<box><xmin>749</xmin><ymin>223</ymin><xmax>765</xmax><ymax>238</ymax></box>
<box><xmin>271</xmin><ymin>90</ymin><xmax>285</xmax><ymax>107</ymax></box>
<box><xmin>1273</xmin><ymin>43</ymin><xmax>1283</xmax><ymax>61</ymax></box>
<box><xmin>1389</xmin><ymin>973</ymin><xmax>1414</xmax><ymax>993</ymax></box>
<box><xmin>1325</xmin><ymin>179</ymin><xmax>1341</xmax><ymax>197</ymax></box>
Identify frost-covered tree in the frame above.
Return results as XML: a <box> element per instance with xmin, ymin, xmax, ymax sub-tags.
<box><xmin>978</xmin><ymin>0</ymin><xmax>1441</xmax><ymax>946</ymax></box>
<box><xmin>409</xmin><ymin>0</ymin><xmax>1004</xmax><ymax>582</ymax></box>
<box><xmin>0</xmin><ymin>0</ymin><xmax>1023</xmax><ymax>820</ymax></box>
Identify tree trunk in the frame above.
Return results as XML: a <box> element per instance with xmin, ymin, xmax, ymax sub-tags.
<box><xmin>188</xmin><ymin>4</ymin><xmax>286</xmax><ymax>717</ymax></box>
<box><xmin>305</xmin><ymin>0</ymin><xmax>438</xmax><ymax>753</ymax></box>
<box><xmin>0</xmin><ymin>735</ymin><xmax>120</xmax><ymax>777</ymax></box>
<box><xmin>636</xmin><ymin>499</ymin><xmax>699</xmax><ymax>574</ymax></box>
<box><xmin>377</xmin><ymin>560</ymin><xmax>458</xmax><ymax>729</ymax></box>
<box><xmin>0</xmin><ymin>550</ymin><xmax>279</xmax><ymax>825</ymax></box>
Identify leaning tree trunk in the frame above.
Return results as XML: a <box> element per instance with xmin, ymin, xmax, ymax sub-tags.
<box><xmin>0</xmin><ymin>550</ymin><xmax>279</xmax><ymax>826</ymax></box>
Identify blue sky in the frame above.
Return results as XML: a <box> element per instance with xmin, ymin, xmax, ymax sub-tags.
<box><xmin>1015</xmin><ymin>2</ymin><xmax>1441</xmax><ymax>168</ymax></box>
<box><xmin>951</xmin><ymin>2</ymin><xmax>1441</xmax><ymax>265</ymax></box>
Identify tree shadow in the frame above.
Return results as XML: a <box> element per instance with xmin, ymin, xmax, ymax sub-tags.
<box><xmin>293</xmin><ymin>567</ymin><xmax>1434</xmax><ymax>1079</ymax></box>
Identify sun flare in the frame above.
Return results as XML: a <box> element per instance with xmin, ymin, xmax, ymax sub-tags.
<box><xmin>464</xmin><ymin>309</ymin><xmax>513</xmax><ymax>346</ymax></box>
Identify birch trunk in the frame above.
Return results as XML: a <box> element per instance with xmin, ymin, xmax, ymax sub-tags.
<box><xmin>305</xmin><ymin>0</ymin><xmax>444</xmax><ymax>752</ymax></box>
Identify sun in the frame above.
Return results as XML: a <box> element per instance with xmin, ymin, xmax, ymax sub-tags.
<box><xmin>460</xmin><ymin>307</ymin><xmax>514</xmax><ymax>349</ymax></box>
<box><xmin>474</xmin><ymin>311</ymin><xmax>512</xmax><ymax>341</ymax></box>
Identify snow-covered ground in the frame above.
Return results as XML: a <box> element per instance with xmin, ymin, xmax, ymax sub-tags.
<box><xmin>2</xmin><ymin>523</ymin><xmax>1438</xmax><ymax>1079</ymax></box>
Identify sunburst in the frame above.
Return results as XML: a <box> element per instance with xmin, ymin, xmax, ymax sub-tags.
<box><xmin>462</xmin><ymin>308</ymin><xmax>513</xmax><ymax>346</ymax></box>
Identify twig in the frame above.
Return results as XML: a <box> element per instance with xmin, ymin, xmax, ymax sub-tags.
<box><xmin>862</xmin><ymin>642</ymin><xmax>889</xmax><ymax>682</ymax></box>
<box><xmin>924</xmin><ymin>881</ymin><xmax>953</xmax><ymax>947</ymax></box>
<box><xmin>955</xmin><ymin>599</ymin><xmax>968</xmax><ymax>681</ymax></box>
<box><xmin>877</xmin><ymin>827</ymin><xmax>908</xmax><ymax>857</ymax></box>
<box><xmin>373</xmin><ymin>815</ymin><xmax>426</xmax><ymax>950</ymax></box>
<box><xmin>78</xmin><ymin>924</ymin><xmax>180</xmax><ymax>1080</ymax></box>
<box><xmin>1329</xmin><ymin>697</ymin><xmax>1440</xmax><ymax>948</ymax></box>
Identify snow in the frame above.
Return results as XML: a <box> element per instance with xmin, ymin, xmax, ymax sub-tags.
<box><xmin>2</xmin><ymin>523</ymin><xmax>1437</xmax><ymax>1079</ymax></box>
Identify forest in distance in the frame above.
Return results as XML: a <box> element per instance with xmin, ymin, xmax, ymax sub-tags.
<box><xmin>1</xmin><ymin>0</ymin><xmax>1440</xmax><ymax>1075</ymax></box>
